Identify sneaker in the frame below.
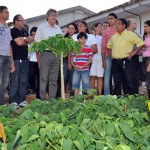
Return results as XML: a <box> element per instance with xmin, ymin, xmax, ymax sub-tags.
<box><xmin>19</xmin><ymin>101</ymin><xmax>28</xmax><ymax>107</ymax></box>
<box><xmin>11</xmin><ymin>102</ymin><xmax>20</xmax><ymax>109</ymax></box>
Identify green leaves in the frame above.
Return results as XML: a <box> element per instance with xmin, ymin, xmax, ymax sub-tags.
<box><xmin>0</xmin><ymin>95</ymin><xmax>149</xmax><ymax>149</ymax></box>
<box><xmin>28</xmin><ymin>34</ymin><xmax>81</xmax><ymax>57</ymax></box>
<box><xmin>119</xmin><ymin>122</ymin><xmax>134</xmax><ymax>142</ymax></box>
<box><xmin>62</xmin><ymin>138</ymin><xmax>73</xmax><ymax>150</ymax></box>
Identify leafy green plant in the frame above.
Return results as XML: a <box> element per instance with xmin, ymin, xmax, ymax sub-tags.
<box><xmin>28</xmin><ymin>34</ymin><xmax>81</xmax><ymax>99</ymax></box>
<box><xmin>0</xmin><ymin>95</ymin><xmax>150</xmax><ymax>149</ymax></box>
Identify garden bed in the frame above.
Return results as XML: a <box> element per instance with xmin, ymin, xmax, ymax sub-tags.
<box><xmin>0</xmin><ymin>95</ymin><xmax>150</xmax><ymax>150</ymax></box>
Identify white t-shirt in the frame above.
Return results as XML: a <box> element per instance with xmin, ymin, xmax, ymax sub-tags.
<box><xmin>28</xmin><ymin>52</ymin><xmax>37</xmax><ymax>62</ymax></box>
<box><xmin>72</xmin><ymin>33</ymin><xmax>97</xmax><ymax>48</ymax></box>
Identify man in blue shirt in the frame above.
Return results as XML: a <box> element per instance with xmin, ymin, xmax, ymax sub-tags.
<box><xmin>0</xmin><ymin>6</ymin><xmax>15</xmax><ymax>105</ymax></box>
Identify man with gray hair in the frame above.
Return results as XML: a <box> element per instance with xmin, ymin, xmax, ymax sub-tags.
<box><xmin>127</xmin><ymin>18</ymin><xmax>137</xmax><ymax>31</ymax></box>
<box><xmin>127</xmin><ymin>18</ymin><xmax>141</xmax><ymax>94</ymax></box>
<box><xmin>35</xmin><ymin>8</ymin><xmax>63</xmax><ymax>100</ymax></box>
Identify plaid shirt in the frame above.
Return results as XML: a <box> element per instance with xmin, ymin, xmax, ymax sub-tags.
<box><xmin>101</xmin><ymin>27</ymin><xmax>117</xmax><ymax>57</ymax></box>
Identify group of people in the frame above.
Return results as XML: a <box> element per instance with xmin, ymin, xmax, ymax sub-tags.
<box><xmin>0</xmin><ymin>6</ymin><xmax>150</xmax><ymax>107</ymax></box>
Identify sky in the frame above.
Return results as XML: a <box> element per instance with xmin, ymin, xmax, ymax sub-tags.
<box><xmin>1</xmin><ymin>0</ymin><xmax>130</xmax><ymax>22</ymax></box>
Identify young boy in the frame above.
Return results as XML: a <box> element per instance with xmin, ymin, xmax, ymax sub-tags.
<box><xmin>71</xmin><ymin>32</ymin><xmax>93</xmax><ymax>97</ymax></box>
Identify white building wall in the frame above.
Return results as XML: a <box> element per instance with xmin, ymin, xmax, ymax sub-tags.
<box><xmin>27</xmin><ymin>11</ymin><xmax>89</xmax><ymax>31</ymax></box>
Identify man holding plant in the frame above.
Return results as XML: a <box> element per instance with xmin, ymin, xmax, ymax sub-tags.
<box><xmin>34</xmin><ymin>8</ymin><xmax>63</xmax><ymax>100</ymax></box>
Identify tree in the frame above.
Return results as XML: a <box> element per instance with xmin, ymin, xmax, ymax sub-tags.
<box><xmin>28</xmin><ymin>34</ymin><xmax>81</xmax><ymax>99</ymax></box>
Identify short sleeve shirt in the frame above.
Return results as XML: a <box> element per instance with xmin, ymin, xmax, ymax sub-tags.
<box><xmin>72</xmin><ymin>46</ymin><xmax>93</xmax><ymax>70</ymax></box>
<box><xmin>11</xmin><ymin>27</ymin><xmax>29</xmax><ymax>60</ymax></box>
<box><xmin>107</xmin><ymin>30</ymin><xmax>144</xmax><ymax>59</ymax></box>
<box><xmin>0</xmin><ymin>22</ymin><xmax>12</xmax><ymax>56</ymax></box>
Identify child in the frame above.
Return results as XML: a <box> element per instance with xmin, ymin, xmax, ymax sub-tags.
<box><xmin>71</xmin><ymin>32</ymin><xmax>93</xmax><ymax>97</ymax></box>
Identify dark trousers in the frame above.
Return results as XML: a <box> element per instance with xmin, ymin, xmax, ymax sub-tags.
<box><xmin>133</xmin><ymin>55</ymin><xmax>140</xmax><ymax>94</ymax></box>
<box><xmin>143</xmin><ymin>57</ymin><xmax>150</xmax><ymax>98</ymax></box>
<box><xmin>29</xmin><ymin>61</ymin><xmax>40</xmax><ymax>98</ymax></box>
<box><xmin>0</xmin><ymin>56</ymin><xmax>11</xmax><ymax>105</ymax></box>
<box><xmin>112</xmin><ymin>57</ymin><xmax>137</xmax><ymax>96</ymax></box>
<box><xmin>9</xmin><ymin>59</ymin><xmax>29</xmax><ymax>104</ymax></box>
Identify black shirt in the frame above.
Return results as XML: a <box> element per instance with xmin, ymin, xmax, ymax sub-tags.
<box><xmin>11</xmin><ymin>27</ymin><xmax>29</xmax><ymax>60</ymax></box>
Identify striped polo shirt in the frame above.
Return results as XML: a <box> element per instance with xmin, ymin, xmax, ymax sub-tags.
<box><xmin>72</xmin><ymin>46</ymin><xmax>93</xmax><ymax>70</ymax></box>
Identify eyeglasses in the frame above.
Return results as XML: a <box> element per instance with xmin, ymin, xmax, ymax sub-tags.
<box><xmin>17</xmin><ymin>20</ymin><xmax>25</xmax><ymax>22</ymax></box>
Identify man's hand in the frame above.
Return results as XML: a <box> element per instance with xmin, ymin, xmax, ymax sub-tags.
<box><xmin>26</xmin><ymin>35</ymin><xmax>34</xmax><ymax>44</ymax></box>
<box><xmin>10</xmin><ymin>63</ymin><xmax>15</xmax><ymax>73</ymax></box>
<box><xmin>128</xmin><ymin>50</ymin><xmax>137</xmax><ymax>59</ymax></box>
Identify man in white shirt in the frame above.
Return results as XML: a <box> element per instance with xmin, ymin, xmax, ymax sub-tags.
<box><xmin>34</xmin><ymin>8</ymin><xmax>62</xmax><ymax>100</ymax></box>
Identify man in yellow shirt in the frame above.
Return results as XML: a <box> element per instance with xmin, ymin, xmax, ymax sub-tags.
<box><xmin>107</xmin><ymin>18</ymin><xmax>144</xmax><ymax>96</ymax></box>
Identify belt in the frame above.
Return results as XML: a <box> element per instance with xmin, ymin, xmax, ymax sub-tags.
<box><xmin>113</xmin><ymin>57</ymin><xmax>128</xmax><ymax>60</ymax></box>
<box><xmin>14</xmin><ymin>59</ymin><xmax>28</xmax><ymax>63</ymax></box>
<box><xmin>45</xmin><ymin>50</ymin><xmax>52</xmax><ymax>52</ymax></box>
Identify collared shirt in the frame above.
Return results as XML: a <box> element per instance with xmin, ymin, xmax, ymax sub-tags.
<box><xmin>101</xmin><ymin>27</ymin><xmax>117</xmax><ymax>57</ymax></box>
<box><xmin>0</xmin><ymin>22</ymin><xmax>12</xmax><ymax>56</ymax></box>
<box><xmin>107</xmin><ymin>30</ymin><xmax>144</xmax><ymax>59</ymax></box>
<box><xmin>34</xmin><ymin>22</ymin><xmax>63</xmax><ymax>42</ymax></box>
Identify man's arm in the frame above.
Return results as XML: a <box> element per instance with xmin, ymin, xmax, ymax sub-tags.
<box><xmin>128</xmin><ymin>45</ymin><xmax>144</xmax><ymax>59</ymax></box>
<box><xmin>107</xmin><ymin>48</ymin><xmax>112</xmax><ymax>58</ymax></box>
<box><xmin>101</xmin><ymin>31</ymin><xmax>107</xmax><ymax>69</ymax></box>
<box><xmin>128</xmin><ymin>33</ymin><xmax>145</xmax><ymax>59</ymax></box>
<box><xmin>10</xmin><ymin>45</ymin><xmax>15</xmax><ymax>73</ymax></box>
<box><xmin>14</xmin><ymin>35</ymin><xmax>34</xmax><ymax>46</ymax></box>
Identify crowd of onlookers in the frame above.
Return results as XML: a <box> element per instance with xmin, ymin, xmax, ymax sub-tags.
<box><xmin>0</xmin><ymin>6</ymin><xmax>150</xmax><ymax>107</ymax></box>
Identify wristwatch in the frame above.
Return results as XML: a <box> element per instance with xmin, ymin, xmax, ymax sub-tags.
<box><xmin>23</xmin><ymin>37</ymin><xmax>27</xmax><ymax>42</ymax></box>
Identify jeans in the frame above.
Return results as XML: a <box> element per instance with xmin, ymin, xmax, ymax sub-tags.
<box><xmin>9</xmin><ymin>59</ymin><xmax>29</xmax><ymax>104</ymax></box>
<box><xmin>72</xmin><ymin>70</ymin><xmax>90</xmax><ymax>90</ymax></box>
<box><xmin>0</xmin><ymin>55</ymin><xmax>11</xmax><ymax>105</ymax></box>
<box><xmin>104</xmin><ymin>56</ymin><xmax>112</xmax><ymax>95</ymax></box>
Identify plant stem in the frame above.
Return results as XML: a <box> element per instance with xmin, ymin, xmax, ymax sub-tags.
<box><xmin>60</xmin><ymin>53</ymin><xmax>65</xmax><ymax>99</ymax></box>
